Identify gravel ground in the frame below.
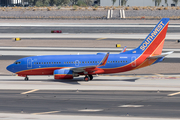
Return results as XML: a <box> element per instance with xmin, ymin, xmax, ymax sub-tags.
<box><xmin>0</xmin><ymin>9</ymin><xmax>180</xmax><ymax>19</ymax></box>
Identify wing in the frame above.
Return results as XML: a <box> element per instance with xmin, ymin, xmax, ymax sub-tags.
<box><xmin>71</xmin><ymin>52</ymin><xmax>109</xmax><ymax>73</ymax></box>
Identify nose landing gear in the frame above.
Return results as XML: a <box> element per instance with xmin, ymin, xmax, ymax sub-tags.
<box><xmin>24</xmin><ymin>76</ymin><xmax>29</xmax><ymax>81</ymax></box>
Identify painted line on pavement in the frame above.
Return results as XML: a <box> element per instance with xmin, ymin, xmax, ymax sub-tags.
<box><xmin>168</xmin><ymin>92</ymin><xmax>180</xmax><ymax>97</ymax></box>
<box><xmin>96</xmin><ymin>38</ymin><xmax>107</xmax><ymax>40</ymax></box>
<box><xmin>155</xmin><ymin>73</ymin><xmax>163</xmax><ymax>76</ymax></box>
<box><xmin>78</xmin><ymin>109</ymin><xmax>103</xmax><ymax>112</ymax></box>
<box><xmin>32</xmin><ymin>111</ymin><xmax>60</xmax><ymax>115</ymax></box>
<box><xmin>119</xmin><ymin>105</ymin><xmax>144</xmax><ymax>108</ymax></box>
<box><xmin>21</xmin><ymin>89</ymin><xmax>39</xmax><ymax>94</ymax></box>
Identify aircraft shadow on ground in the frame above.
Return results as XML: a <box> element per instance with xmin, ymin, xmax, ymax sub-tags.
<box><xmin>0</xmin><ymin>77</ymin><xmax>139</xmax><ymax>85</ymax></box>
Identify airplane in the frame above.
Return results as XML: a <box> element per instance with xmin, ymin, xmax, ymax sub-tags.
<box><xmin>6</xmin><ymin>18</ymin><xmax>172</xmax><ymax>81</ymax></box>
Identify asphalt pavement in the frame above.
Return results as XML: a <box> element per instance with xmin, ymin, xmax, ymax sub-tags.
<box><xmin>0</xmin><ymin>89</ymin><xmax>180</xmax><ymax>118</ymax></box>
<box><xmin>0</xmin><ymin>20</ymin><xmax>180</xmax><ymax>120</ymax></box>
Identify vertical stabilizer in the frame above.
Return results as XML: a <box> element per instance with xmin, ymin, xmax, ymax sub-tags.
<box><xmin>135</xmin><ymin>18</ymin><xmax>169</xmax><ymax>56</ymax></box>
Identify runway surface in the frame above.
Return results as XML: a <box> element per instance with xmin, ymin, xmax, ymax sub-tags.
<box><xmin>1</xmin><ymin>26</ymin><xmax>180</xmax><ymax>33</ymax></box>
<box><xmin>0</xmin><ymin>89</ymin><xmax>180</xmax><ymax>118</ymax></box>
<box><xmin>0</xmin><ymin>33</ymin><xmax>180</xmax><ymax>40</ymax></box>
<box><xmin>0</xmin><ymin>75</ymin><xmax>180</xmax><ymax>119</ymax></box>
<box><xmin>0</xmin><ymin>20</ymin><xmax>180</xmax><ymax>120</ymax></box>
<box><xmin>0</xmin><ymin>23</ymin><xmax>180</xmax><ymax>33</ymax></box>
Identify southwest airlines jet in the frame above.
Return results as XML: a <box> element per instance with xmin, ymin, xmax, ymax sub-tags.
<box><xmin>7</xmin><ymin>18</ymin><xmax>172</xmax><ymax>81</ymax></box>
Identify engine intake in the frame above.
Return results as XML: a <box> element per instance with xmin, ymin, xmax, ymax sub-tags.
<box><xmin>54</xmin><ymin>69</ymin><xmax>73</xmax><ymax>79</ymax></box>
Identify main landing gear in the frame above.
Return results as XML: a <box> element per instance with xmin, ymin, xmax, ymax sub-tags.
<box><xmin>24</xmin><ymin>76</ymin><xmax>29</xmax><ymax>81</ymax></box>
<box><xmin>84</xmin><ymin>75</ymin><xmax>93</xmax><ymax>81</ymax></box>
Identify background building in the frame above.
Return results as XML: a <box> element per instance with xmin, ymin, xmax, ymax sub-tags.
<box><xmin>0</xmin><ymin>0</ymin><xmax>29</xmax><ymax>7</ymax></box>
<box><xmin>100</xmin><ymin>0</ymin><xmax>180</xmax><ymax>7</ymax></box>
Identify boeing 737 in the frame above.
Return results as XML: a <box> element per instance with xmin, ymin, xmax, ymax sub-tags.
<box><xmin>6</xmin><ymin>18</ymin><xmax>172</xmax><ymax>81</ymax></box>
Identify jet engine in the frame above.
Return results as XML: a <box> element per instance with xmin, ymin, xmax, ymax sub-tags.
<box><xmin>54</xmin><ymin>69</ymin><xmax>73</xmax><ymax>79</ymax></box>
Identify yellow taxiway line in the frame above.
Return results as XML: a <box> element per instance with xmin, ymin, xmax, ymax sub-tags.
<box><xmin>21</xmin><ymin>89</ymin><xmax>39</xmax><ymax>94</ymax></box>
<box><xmin>168</xmin><ymin>92</ymin><xmax>180</xmax><ymax>97</ymax></box>
<box><xmin>96</xmin><ymin>38</ymin><xmax>107</xmax><ymax>40</ymax></box>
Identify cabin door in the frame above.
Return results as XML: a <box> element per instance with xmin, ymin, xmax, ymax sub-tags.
<box><xmin>131</xmin><ymin>56</ymin><xmax>136</xmax><ymax>67</ymax></box>
<box><xmin>75</xmin><ymin>60</ymin><xmax>79</xmax><ymax>66</ymax></box>
<box><xmin>27</xmin><ymin>58</ymin><xmax>32</xmax><ymax>68</ymax></box>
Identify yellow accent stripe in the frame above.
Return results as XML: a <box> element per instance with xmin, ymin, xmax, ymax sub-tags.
<box><xmin>150</xmin><ymin>38</ymin><xmax>165</xmax><ymax>56</ymax></box>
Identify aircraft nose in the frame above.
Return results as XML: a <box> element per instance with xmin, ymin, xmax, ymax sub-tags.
<box><xmin>6</xmin><ymin>64</ymin><xmax>14</xmax><ymax>73</ymax></box>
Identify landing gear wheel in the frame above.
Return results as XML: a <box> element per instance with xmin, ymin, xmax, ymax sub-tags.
<box><xmin>24</xmin><ymin>76</ymin><xmax>29</xmax><ymax>81</ymax></box>
<box><xmin>88</xmin><ymin>75</ymin><xmax>93</xmax><ymax>80</ymax></box>
<box><xmin>84</xmin><ymin>75</ymin><xmax>90</xmax><ymax>81</ymax></box>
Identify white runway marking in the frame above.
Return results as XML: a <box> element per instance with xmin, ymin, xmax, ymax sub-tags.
<box><xmin>119</xmin><ymin>105</ymin><xmax>144</xmax><ymax>108</ymax></box>
<box><xmin>21</xmin><ymin>89</ymin><xmax>39</xmax><ymax>94</ymax></box>
<box><xmin>32</xmin><ymin>111</ymin><xmax>60</xmax><ymax>115</ymax></box>
<box><xmin>168</xmin><ymin>92</ymin><xmax>180</xmax><ymax>96</ymax></box>
<box><xmin>78</xmin><ymin>109</ymin><xmax>103</xmax><ymax>112</ymax></box>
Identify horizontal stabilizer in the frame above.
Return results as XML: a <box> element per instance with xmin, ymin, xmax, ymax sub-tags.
<box><xmin>147</xmin><ymin>51</ymin><xmax>173</xmax><ymax>59</ymax></box>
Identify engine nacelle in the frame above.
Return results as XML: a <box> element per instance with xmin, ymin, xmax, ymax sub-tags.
<box><xmin>54</xmin><ymin>69</ymin><xmax>73</xmax><ymax>79</ymax></box>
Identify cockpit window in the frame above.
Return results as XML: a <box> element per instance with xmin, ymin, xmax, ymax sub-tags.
<box><xmin>14</xmin><ymin>61</ymin><xmax>21</xmax><ymax>64</ymax></box>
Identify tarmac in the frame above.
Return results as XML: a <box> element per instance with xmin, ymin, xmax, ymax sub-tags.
<box><xmin>0</xmin><ymin>19</ymin><xmax>180</xmax><ymax>120</ymax></box>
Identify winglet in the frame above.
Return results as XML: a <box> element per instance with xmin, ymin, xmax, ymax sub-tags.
<box><xmin>121</xmin><ymin>46</ymin><xmax>127</xmax><ymax>53</ymax></box>
<box><xmin>98</xmin><ymin>52</ymin><xmax>109</xmax><ymax>66</ymax></box>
